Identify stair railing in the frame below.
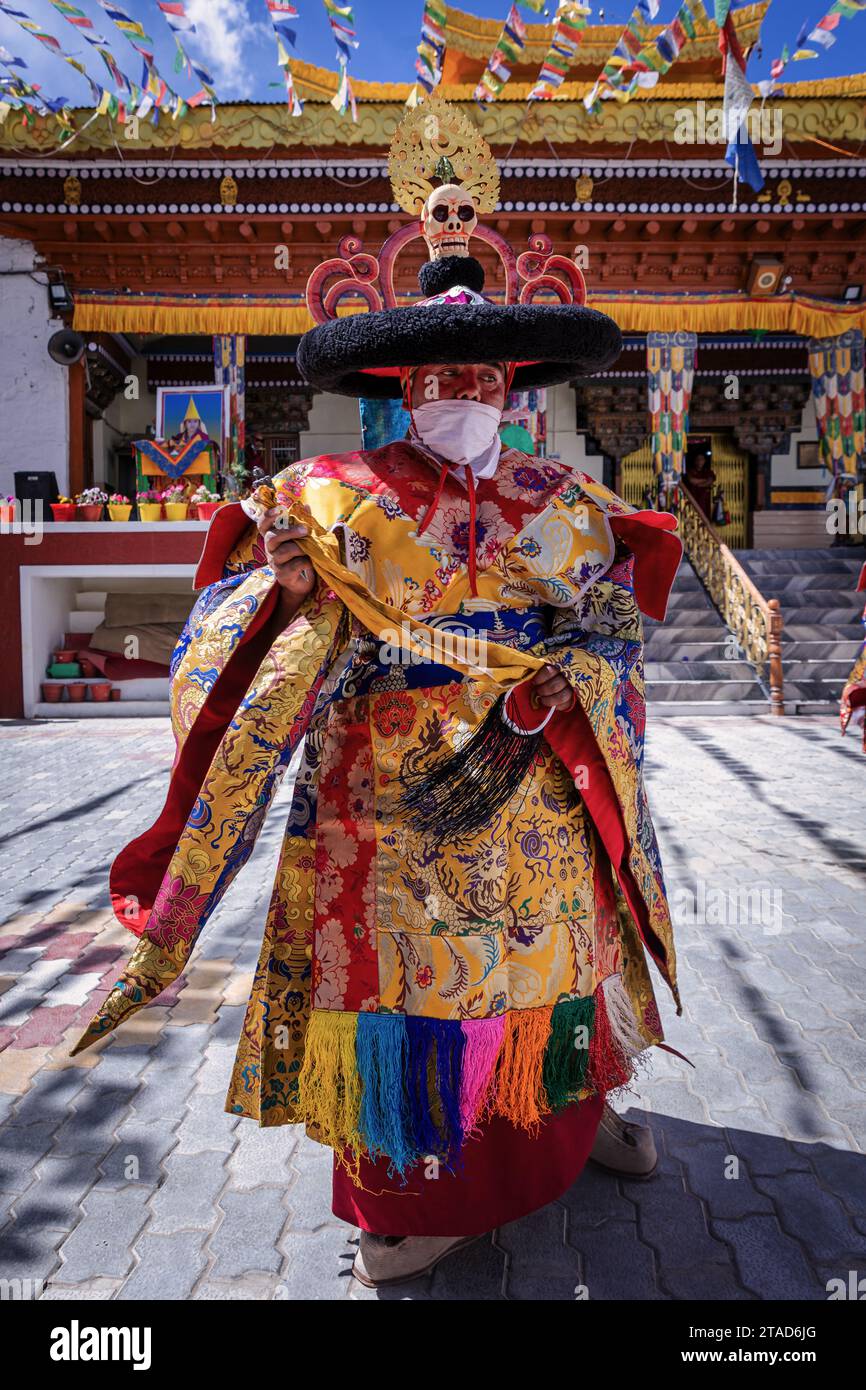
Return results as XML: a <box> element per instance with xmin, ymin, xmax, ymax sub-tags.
<box><xmin>676</xmin><ymin>487</ymin><xmax>785</xmax><ymax>716</ymax></box>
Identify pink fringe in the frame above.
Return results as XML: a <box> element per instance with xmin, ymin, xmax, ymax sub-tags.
<box><xmin>459</xmin><ymin>1016</ymin><xmax>506</xmax><ymax>1136</ymax></box>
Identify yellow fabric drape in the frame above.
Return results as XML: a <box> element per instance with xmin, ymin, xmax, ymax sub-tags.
<box><xmin>73</xmin><ymin>293</ymin><xmax>866</xmax><ymax>339</ymax></box>
<box><xmin>284</xmin><ymin>509</ymin><xmax>548</xmax><ymax>688</ymax></box>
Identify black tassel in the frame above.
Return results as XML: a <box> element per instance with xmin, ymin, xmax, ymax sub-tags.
<box><xmin>395</xmin><ymin>695</ymin><xmax>544</xmax><ymax>845</ymax></box>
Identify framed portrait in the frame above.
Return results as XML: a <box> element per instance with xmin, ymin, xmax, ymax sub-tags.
<box><xmin>797</xmin><ymin>440</ymin><xmax>822</xmax><ymax>470</ymax></box>
<box><xmin>156</xmin><ymin>385</ymin><xmax>230</xmax><ymax>449</ymax></box>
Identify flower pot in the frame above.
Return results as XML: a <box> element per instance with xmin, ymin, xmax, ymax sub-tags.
<box><xmin>90</xmin><ymin>681</ymin><xmax>112</xmax><ymax>702</ymax></box>
<box><xmin>109</xmin><ymin>687</ymin><xmax>122</xmax><ymax>702</ymax></box>
<box><xmin>79</xmin><ymin>657</ymin><xmax>96</xmax><ymax>678</ymax></box>
<box><xmin>138</xmin><ymin>502</ymin><xmax>162</xmax><ymax>522</ymax></box>
<box><xmin>66</xmin><ymin>682</ymin><xmax>86</xmax><ymax>703</ymax></box>
<box><xmin>195</xmin><ymin>500</ymin><xmax>221</xmax><ymax>521</ymax></box>
<box><xmin>53</xmin><ymin>649</ymin><xmax>77</xmax><ymax>664</ymax></box>
<box><xmin>50</xmin><ymin>503</ymin><xmax>76</xmax><ymax>522</ymax></box>
<box><xmin>0</xmin><ymin>503</ymin><xmax>15</xmax><ymax>524</ymax></box>
<box><xmin>41</xmin><ymin>682</ymin><xmax>63</xmax><ymax>703</ymax></box>
<box><xmin>108</xmin><ymin>504</ymin><xmax>132</xmax><ymax>522</ymax></box>
<box><xmin>164</xmin><ymin>502</ymin><xmax>189</xmax><ymax>521</ymax></box>
<box><xmin>77</xmin><ymin>504</ymin><xmax>104</xmax><ymax>522</ymax></box>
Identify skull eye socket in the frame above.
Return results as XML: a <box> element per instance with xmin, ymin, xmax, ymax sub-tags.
<box><xmin>457</xmin><ymin>204</ymin><xmax>475</xmax><ymax>222</ymax></box>
<box><xmin>431</xmin><ymin>205</ymin><xmax>450</xmax><ymax>223</ymax></box>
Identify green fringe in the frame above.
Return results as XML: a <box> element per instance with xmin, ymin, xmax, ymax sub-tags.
<box><xmin>543</xmin><ymin>995</ymin><xmax>597</xmax><ymax>1112</ymax></box>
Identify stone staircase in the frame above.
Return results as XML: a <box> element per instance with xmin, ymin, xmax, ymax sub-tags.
<box><xmin>644</xmin><ymin>557</ymin><xmax>768</xmax><ymax>713</ymax></box>
<box><xmin>734</xmin><ymin>547</ymin><xmax>865</xmax><ymax>714</ymax></box>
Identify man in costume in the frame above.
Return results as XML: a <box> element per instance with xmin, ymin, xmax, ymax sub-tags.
<box><xmin>70</xmin><ymin>102</ymin><xmax>684</xmax><ymax>1288</ymax></box>
<box><xmin>840</xmin><ymin>560</ymin><xmax>866</xmax><ymax>750</ymax></box>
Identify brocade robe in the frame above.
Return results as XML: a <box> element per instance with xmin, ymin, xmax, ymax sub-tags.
<box><xmin>70</xmin><ymin>442</ymin><xmax>683</xmax><ymax>1187</ymax></box>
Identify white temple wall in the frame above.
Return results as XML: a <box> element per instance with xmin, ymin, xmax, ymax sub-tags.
<box><xmin>769</xmin><ymin>397</ymin><xmax>826</xmax><ymax>490</ymax></box>
<box><xmin>0</xmin><ymin>234</ymin><xmax>70</xmax><ymax>499</ymax></box>
<box><xmin>300</xmin><ymin>391</ymin><xmax>363</xmax><ymax>458</ymax></box>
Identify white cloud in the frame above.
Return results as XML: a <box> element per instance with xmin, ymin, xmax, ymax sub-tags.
<box><xmin>184</xmin><ymin>0</ymin><xmax>267</xmax><ymax>96</ymax></box>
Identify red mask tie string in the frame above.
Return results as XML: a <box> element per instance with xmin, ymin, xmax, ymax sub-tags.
<box><xmin>465</xmin><ymin>463</ymin><xmax>479</xmax><ymax>597</ymax></box>
<box><xmin>417</xmin><ymin>460</ymin><xmax>451</xmax><ymax>536</ymax></box>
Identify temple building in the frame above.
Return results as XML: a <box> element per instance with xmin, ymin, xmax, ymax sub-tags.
<box><xmin>0</xmin><ymin>2</ymin><xmax>864</xmax><ymax>720</ymax></box>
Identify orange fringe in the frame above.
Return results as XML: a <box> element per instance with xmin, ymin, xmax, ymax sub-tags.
<box><xmin>485</xmin><ymin>1006</ymin><xmax>554</xmax><ymax>1133</ymax></box>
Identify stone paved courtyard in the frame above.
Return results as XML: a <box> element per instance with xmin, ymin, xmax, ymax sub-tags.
<box><xmin>0</xmin><ymin>713</ymin><xmax>863</xmax><ymax>1301</ymax></box>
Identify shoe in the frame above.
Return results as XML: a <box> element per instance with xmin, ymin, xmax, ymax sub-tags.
<box><xmin>589</xmin><ymin>1102</ymin><xmax>658</xmax><ymax>1179</ymax></box>
<box><xmin>352</xmin><ymin>1231</ymin><xmax>482</xmax><ymax>1287</ymax></box>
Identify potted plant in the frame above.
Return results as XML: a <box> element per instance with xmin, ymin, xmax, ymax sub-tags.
<box><xmin>76</xmin><ymin>487</ymin><xmax>108</xmax><ymax>522</ymax></box>
<box><xmin>190</xmin><ymin>483</ymin><xmax>222</xmax><ymax>521</ymax></box>
<box><xmin>162</xmin><ymin>483</ymin><xmax>189</xmax><ymax>521</ymax></box>
<box><xmin>50</xmin><ymin>495</ymin><xmax>77</xmax><ymax>522</ymax></box>
<box><xmin>108</xmin><ymin>492</ymin><xmax>132</xmax><ymax>522</ymax></box>
<box><xmin>136</xmin><ymin>488</ymin><xmax>162</xmax><ymax>522</ymax></box>
<box><xmin>0</xmin><ymin>495</ymin><xmax>15</xmax><ymax>524</ymax></box>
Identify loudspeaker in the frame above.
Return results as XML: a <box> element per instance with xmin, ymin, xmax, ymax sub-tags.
<box><xmin>14</xmin><ymin>471</ymin><xmax>59</xmax><ymax>506</ymax></box>
<box><xmin>747</xmin><ymin>257</ymin><xmax>784</xmax><ymax>297</ymax></box>
<box><xmin>47</xmin><ymin>329</ymin><xmax>85</xmax><ymax>366</ymax></box>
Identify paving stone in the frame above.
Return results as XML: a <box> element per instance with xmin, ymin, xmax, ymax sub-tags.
<box><xmin>49</xmin><ymin>1085</ymin><xmax>137</xmax><ymax>1157</ymax></box>
<box><xmin>1</xmin><ymin>716</ymin><xmax>864</xmax><ymax>1301</ymax></box>
<box><xmin>0</xmin><ymin>1119</ymin><xmax>60</xmax><ymax>1193</ymax></box>
<box><xmin>173</xmin><ymin>1092</ymin><xmax>238</xmax><ymax>1156</ymax></box>
<box><xmin>116</xmin><ymin>1231</ymin><xmax>208</xmax><ymax>1300</ymax></box>
<box><xmin>710</xmin><ymin>1215</ymin><xmax>825</xmax><ymax>1301</ymax></box>
<box><xmin>209</xmin><ymin>1188</ymin><xmax>289</xmax><ymax>1278</ymax></box>
<box><xmin>429</xmin><ymin>1231</ymin><xmax>506</xmax><ymax>1300</ymax></box>
<box><xmin>147</xmin><ymin>1150</ymin><xmax>229</xmax><ymax>1234</ymax></box>
<box><xmin>53</xmin><ymin>1187</ymin><xmax>150</xmax><ymax>1283</ymax></box>
<box><xmin>752</xmin><ymin>1170</ymin><xmax>865</xmax><ymax>1264</ymax></box>
<box><xmin>566</xmin><ymin>1218</ymin><xmax>664</xmax><ymax>1300</ymax></box>
<box><xmin>100</xmin><ymin>1121</ymin><xmax>178</xmax><ymax>1187</ymax></box>
<box><xmin>227</xmin><ymin>1120</ymin><xmax>298</xmax><ymax>1188</ymax></box>
<box><xmin>285</xmin><ymin>1142</ymin><xmax>339</xmax><ymax>1232</ymax></box>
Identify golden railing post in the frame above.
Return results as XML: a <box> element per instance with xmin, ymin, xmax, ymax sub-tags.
<box><xmin>767</xmin><ymin>598</ymin><xmax>785</xmax><ymax>717</ymax></box>
<box><xmin>676</xmin><ymin>488</ymin><xmax>784</xmax><ymax>715</ymax></box>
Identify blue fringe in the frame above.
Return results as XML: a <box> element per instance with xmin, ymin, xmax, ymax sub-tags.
<box><xmin>356</xmin><ymin>1013</ymin><xmax>412</xmax><ymax>1175</ymax></box>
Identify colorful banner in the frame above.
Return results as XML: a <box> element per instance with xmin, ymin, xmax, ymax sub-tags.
<box><xmin>156</xmin><ymin>2</ymin><xmax>217</xmax><ymax>109</ymax></box>
<box><xmin>323</xmin><ymin>0</ymin><xmax>358</xmax><ymax>122</ymax></box>
<box><xmin>720</xmin><ymin>9</ymin><xmax>764</xmax><ymax>195</ymax></box>
<box><xmin>647</xmin><ymin>331</ymin><xmax>698</xmax><ymax>480</ymax></box>
<box><xmin>0</xmin><ymin>46</ymin><xmax>60</xmax><ymax>129</ymax></box>
<box><xmin>763</xmin><ymin>1</ymin><xmax>865</xmax><ymax>94</ymax></box>
<box><xmin>808</xmin><ymin>330</ymin><xmax>866</xmax><ymax>477</ymax></box>
<box><xmin>475</xmin><ymin>3</ymin><xmax>527</xmax><ymax>104</ymax></box>
<box><xmin>0</xmin><ymin>1</ymin><xmax>106</xmax><ymax>118</ymax></box>
<box><xmin>96</xmin><ymin>0</ymin><xmax>182</xmax><ymax>117</ymax></box>
<box><xmin>529</xmin><ymin>2</ymin><xmax>591</xmax><ymax>100</ymax></box>
<box><xmin>265</xmin><ymin>1</ymin><xmax>302</xmax><ymax>116</ymax></box>
<box><xmin>585</xmin><ymin>1</ymin><xmax>704</xmax><ymax>110</ymax></box>
<box><xmin>43</xmin><ymin>0</ymin><xmax>138</xmax><ymax>114</ymax></box>
<box><xmin>214</xmin><ymin>335</ymin><xmax>247</xmax><ymax>490</ymax></box>
<box><xmin>413</xmin><ymin>0</ymin><xmax>446</xmax><ymax>98</ymax></box>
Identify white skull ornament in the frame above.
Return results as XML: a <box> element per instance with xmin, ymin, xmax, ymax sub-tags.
<box><xmin>421</xmin><ymin>183</ymin><xmax>478</xmax><ymax>260</ymax></box>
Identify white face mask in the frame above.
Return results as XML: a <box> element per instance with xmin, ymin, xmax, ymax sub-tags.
<box><xmin>411</xmin><ymin>399</ymin><xmax>502</xmax><ymax>470</ymax></box>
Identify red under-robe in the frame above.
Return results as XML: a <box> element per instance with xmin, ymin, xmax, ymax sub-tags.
<box><xmin>332</xmin><ymin>1094</ymin><xmax>605</xmax><ymax>1237</ymax></box>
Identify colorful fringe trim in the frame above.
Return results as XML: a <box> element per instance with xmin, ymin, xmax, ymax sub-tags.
<box><xmin>293</xmin><ymin>975</ymin><xmax>645</xmax><ymax>1183</ymax></box>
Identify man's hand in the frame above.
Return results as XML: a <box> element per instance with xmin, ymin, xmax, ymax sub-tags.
<box><xmin>530</xmin><ymin>663</ymin><xmax>576</xmax><ymax>710</ymax></box>
<box><xmin>257</xmin><ymin>508</ymin><xmax>316</xmax><ymax>601</ymax></box>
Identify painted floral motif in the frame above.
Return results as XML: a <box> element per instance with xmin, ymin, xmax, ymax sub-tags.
<box><xmin>148</xmin><ymin>875</ymin><xmax>210</xmax><ymax>951</ymax></box>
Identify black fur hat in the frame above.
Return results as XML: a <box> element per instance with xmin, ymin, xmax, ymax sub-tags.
<box><xmin>296</xmin><ymin>256</ymin><xmax>622</xmax><ymax>399</ymax></box>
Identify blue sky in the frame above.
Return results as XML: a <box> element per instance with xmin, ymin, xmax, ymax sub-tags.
<box><xmin>0</xmin><ymin>1</ymin><xmax>862</xmax><ymax>111</ymax></box>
